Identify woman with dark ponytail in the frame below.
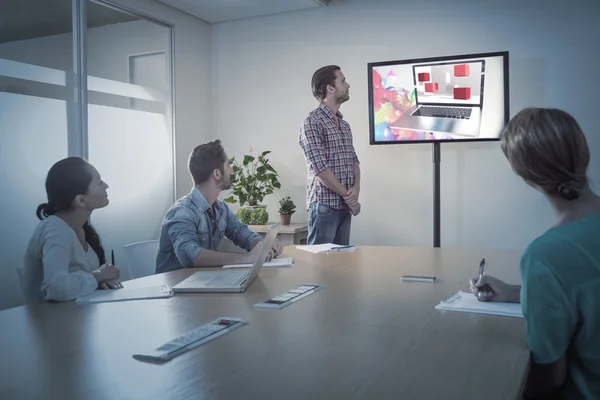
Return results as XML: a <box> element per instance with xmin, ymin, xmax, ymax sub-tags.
<box><xmin>468</xmin><ymin>108</ymin><xmax>600</xmax><ymax>399</ymax></box>
<box><xmin>23</xmin><ymin>157</ymin><xmax>122</xmax><ymax>302</ymax></box>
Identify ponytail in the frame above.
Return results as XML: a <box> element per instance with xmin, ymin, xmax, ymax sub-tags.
<box><xmin>36</xmin><ymin>202</ymin><xmax>57</xmax><ymax>220</ymax></box>
<box><xmin>557</xmin><ymin>181</ymin><xmax>581</xmax><ymax>201</ymax></box>
<box><xmin>83</xmin><ymin>221</ymin><xmax>106</xmax><ymax>265</ymax></box>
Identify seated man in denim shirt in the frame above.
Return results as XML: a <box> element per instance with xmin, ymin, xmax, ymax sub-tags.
<box><xmin>155</xmin><ymin>140</ymin><xmax>282</xmax><ymax>273</ymax></box>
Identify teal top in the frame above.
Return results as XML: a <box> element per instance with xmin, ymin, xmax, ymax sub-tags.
<box><xmin>520</xmin><ymin>212</ymin><xmax>600</xmax><ymax>399</ymax></box>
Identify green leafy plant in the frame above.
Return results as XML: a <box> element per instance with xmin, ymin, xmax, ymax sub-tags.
<box><xmin>278</xmin><ymin>197</ymin><xmax>296</xmax><ymax>215</ymax></box>
<box><xmin>249</xmin><ymin>208</ymin><xmax>269</xmax><ymax>225</ymax></box>
<box><xmin>236</xmin><ymin>207</ymin><xmax>269</xmax><ymax>225</ymax></box>
<box><xmin>223</xmin><ymin>150</ymin><xmax>281</xmax><ymax>207</ymax></box>
<box><xmin>235</xmin><ymin>208</ymin><xmax>252</xmax><ymax>224</ymax></box>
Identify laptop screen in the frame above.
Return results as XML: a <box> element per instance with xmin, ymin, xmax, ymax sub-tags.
<box><xmin>246</xmin><ymin>222</ymin><xmax>281</xmax><ymax>284</ymax></box>
<box><xmin>413</xmin><ymin>60</ymin><xmax>485</xmax><ymax>107</ymax></box>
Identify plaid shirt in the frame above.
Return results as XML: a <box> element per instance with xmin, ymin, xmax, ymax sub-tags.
<box><xmin>299</xmin><ymin>102</ymin><xmax>359</xmax><ymax>210</ymax></box>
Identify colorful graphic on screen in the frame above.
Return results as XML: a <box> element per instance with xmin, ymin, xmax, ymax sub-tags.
<box><xmin>369</xmin><ymin>53</ymin><xmax>507</xmax><ymax>143</ymax></box>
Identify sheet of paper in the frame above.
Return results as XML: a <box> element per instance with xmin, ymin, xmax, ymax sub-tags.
<box><xmin>295</xmin><ymin>244</ymin><xmax>355</xmax><ymax>253</ymax></box>
<box><xmin>222</xmin><ymin>257</ymin><xmax>294</xmax><ymax>269</ymax></box>
<box><xmin>75</xmin><ymin>285</ymin><xmax>173</xmax><ymax>304</ymax></box>
<box><xmin>435</xmin><ymin>290</ymin><xmax>524</xmax><ymax>318</ymax></box>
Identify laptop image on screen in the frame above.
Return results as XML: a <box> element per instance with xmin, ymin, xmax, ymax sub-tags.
<box><xmin>172</xmin><ymin>222</ymin><xmax>281</xmax><ymax>293</ymax></box>
<box><xmin>392</xmin><ymin>59</ymin><xmax>486</xmax><ymax>137</ymax></box>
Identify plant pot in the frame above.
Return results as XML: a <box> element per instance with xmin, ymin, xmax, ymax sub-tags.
<box><xmin>280</xmin><ymin>214</ymin><xmax>291</xmax><ymax>225</ymax></box>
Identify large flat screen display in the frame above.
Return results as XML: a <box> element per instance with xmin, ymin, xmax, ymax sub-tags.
<box><xmin>368</xmin><ymin>51</ymin><xmax>509</xmax><ymax>144</ymax></box>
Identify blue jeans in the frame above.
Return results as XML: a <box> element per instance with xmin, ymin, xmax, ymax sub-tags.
<box><xmin>307</xmin><ymin>202</ymin><xmax>352</xmax><ymax>245</ymax></box>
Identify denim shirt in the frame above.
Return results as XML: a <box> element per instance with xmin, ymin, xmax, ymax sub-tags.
<box><xmin>155</xmin><ymin>188</ymin><xmax>262</xmax><ymax>273</ymax></box>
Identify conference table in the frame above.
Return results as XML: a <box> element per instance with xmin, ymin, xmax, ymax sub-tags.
<box><xmin>0</xmin><ymin>246</ymin><xmax>529</xmax><ymax>400</ymax></box>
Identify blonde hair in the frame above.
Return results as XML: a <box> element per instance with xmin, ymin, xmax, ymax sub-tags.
<box><xmin>500</xmin><ymin>108</ymin><xmax>590</xmax><ymax>201</ymax></box>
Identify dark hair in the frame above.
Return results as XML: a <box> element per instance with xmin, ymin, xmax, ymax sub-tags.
<box><xmin>36</xmin><ymin>157</ymin><xmax>106</xmax><ymax>264</ymax></box>
<box><xmin>500</xmin><ymin>107</ymin><xmax>590</xmax><ymax>201</ymax></box>
<box><xmin>188</xmin><ymin>139</ymin><xmax>228</xmax><ymax>185</ymax></box>
<box><xmin>311</xmin><ymin>65</ymin><xmax>341</xmax><ymax>101</ymax></box>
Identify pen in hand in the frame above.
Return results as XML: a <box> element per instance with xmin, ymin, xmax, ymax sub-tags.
<box><xmin>476</xmin><ymin>258</ymin><xmax>492</xmax><ymax>301</ymax></box>
<box><xmin>111</xmin><ymin>250</ymin><xmax>115</xmax><ymax>266</ymax></box>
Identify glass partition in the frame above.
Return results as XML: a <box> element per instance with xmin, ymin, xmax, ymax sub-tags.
<box><xmin>85</xmin><ymin>1</ymin><xmax>174</xmax><ymax>280</ymax></box>
<box><xmin>0</xmin><ymin>0</ymin><xmax>76</xmax><ymax>309</ymax></box>
<box><xmin>0</xmin><ymin>0</ymin><xmax>174</xmax><ymax>308</ymax></box>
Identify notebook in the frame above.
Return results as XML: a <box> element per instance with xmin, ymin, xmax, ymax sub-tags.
<box><xmin>296</xmin><ymin>244</ymin><xmax>356</xmax><ymax>253</ymax></box>
<box><xmin>222</xmin><ymin>257</ymin><xmax>294</xmax><ymax>269</ymax></box>
<box><xmin>435</xmin><ymin>290</ymin><xmax>524</xmax><ymax>318</ymax></box>
<box><xmin>75</xmin><ymin>285</ymin><xmax>173</xmax><ymax>304</ymax></box>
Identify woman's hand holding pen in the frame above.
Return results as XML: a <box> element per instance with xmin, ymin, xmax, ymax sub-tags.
<box><xmin>469</xmin><ymin>275</ymin><xmax>520</xmax><ymax>303</ymax></box>
<box><xmin>99</xmin><ymin>279</ymin><xmax>123</xmax><ymax>290</ymax></box>
<box><xmin>92</xmin><ymin>263</ymin><xmax>122</xmax><ymax>289</ymax></box>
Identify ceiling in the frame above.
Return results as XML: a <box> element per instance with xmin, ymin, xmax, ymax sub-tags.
<box><xmin>0</xmin><ymin>0</ymin><xmax>138</xmax><ymax>44</ymax></box>
<box><xmin>0</xmin><ymin>0</ymin><xmax>332</xmax><ymax>44</ymax></box>
<box><xmin>156</xmin><ymin>0</ymin><xmax>330</xmax><ymax>23</ymax></box>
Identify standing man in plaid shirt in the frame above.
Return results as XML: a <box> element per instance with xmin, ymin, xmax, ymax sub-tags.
<box><xmin>299</xmin><ymin>65</ymin><xmax>361</xmax><ymax>245</ymax></box>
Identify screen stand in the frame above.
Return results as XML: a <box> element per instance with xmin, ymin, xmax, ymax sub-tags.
<box><xmin>433</xmin><ymin>142</ymin><xmax>441</xmax><ymax>248</ymax></box>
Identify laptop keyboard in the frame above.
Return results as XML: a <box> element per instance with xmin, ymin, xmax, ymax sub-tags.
<box><xmin>205</xmin><ymin>271</ymin><xmax>248</xmax><ymax>287</ymax></box>
<box><xmin>413</xmin><ymin>106</ymin><xmax>472</xmax><ymax>119</ymax></box>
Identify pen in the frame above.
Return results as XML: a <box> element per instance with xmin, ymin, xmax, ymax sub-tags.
<box><xmin>330</xmin><ymin>245</ymin><xmax>355</xmax><ymax>252</ymax></box>
<box><xmin>476</xmin><ymin>258</ymin><xmax>492</xmax><ymax>301</ymax></box>
<box><xmin>401</xmin><ymin>275</ymin><xmax>436</xmax><ymax>283</ymax></box>
<box><xmin>111</xmin><ymin>250</ymin><xmax>115</xmax><ymax>266</ymax></box>
<box><xmin>478</xmin><ymin>258</ymin><xmax>485</xmax><ymax>278</ymax></box>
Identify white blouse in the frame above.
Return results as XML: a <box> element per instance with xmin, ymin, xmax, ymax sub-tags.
<box><xmin>23</xmin><ymin>216</ymin><xmax>100</xmax><ymax>301</ymax></box>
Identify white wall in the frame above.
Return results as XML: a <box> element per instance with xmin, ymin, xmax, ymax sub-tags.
<box><xmin>210</xmin><ymin>0</ymin><xmax>600</xmax><ymax>251</ymax></box>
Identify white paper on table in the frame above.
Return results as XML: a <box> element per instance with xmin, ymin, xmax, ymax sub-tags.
<box><xmin>222</xmin><ymin>257</ymin><xmax>294</xmax><ymax>269</ymax></box>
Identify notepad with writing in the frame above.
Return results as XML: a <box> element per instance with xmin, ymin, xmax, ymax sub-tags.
<box><xmin>222</xmin><ymin>257</ymin><xmax>294</xmax><ymax>269</ymax></box>
<box><xmin>295</xmin><ymin>244</ymin><xmax>356</xmax><ymax>253</ymax></box>
<box><xmin>435</xmin><ymin>290</ymin><xmax>524</xmax><ymax>318</ymax></box>
<box><xmin>75</xmin><ymin>285</ymin><xmax>173</xmax><ymax>304</ymax></box>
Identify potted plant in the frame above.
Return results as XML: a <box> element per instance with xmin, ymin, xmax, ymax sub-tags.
<box><xmin>224</xmin><ymin>149</ymin><xmax>281</xmax><ymax>224</ymax></box>
<box><xmin>235</xmin><ymin>207</ymin><xmax>269</xmax><ymax>225</ymax></box>
<box><xmin>278</xmin><ymin>196</ymin><xmax>296</xmax><ymax>225</ymax></box>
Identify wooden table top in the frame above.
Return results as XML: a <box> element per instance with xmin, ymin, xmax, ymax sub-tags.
<box><xmin>0</xmin><ymin>246</ymin><xmax>528</xmax><ymax>400</ymax></box>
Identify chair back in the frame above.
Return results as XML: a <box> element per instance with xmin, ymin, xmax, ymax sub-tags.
<box><xmin>123</xmin><ymin>240</ymin><xmax>160</xmax><ymax>280</ymax></box>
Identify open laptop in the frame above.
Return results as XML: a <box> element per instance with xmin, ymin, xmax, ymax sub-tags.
<box><xmin>172</xmin><ymin>222</ymin><xmax>281</xmax><ymax>293</ymax></box>
<box><xmin>392</xmin><ymin>59</ymin><xmax>486</xmax><ymax>137</ymax></box>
